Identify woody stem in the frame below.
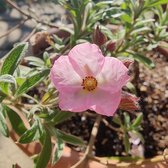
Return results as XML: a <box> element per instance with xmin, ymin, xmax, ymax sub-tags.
<box><xmin>71</xmin><ymin>114</ymin><xmax>102</xmax><ymax>168</ymax></box>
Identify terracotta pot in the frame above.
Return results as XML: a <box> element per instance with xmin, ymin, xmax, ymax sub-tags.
<box><xmin>10</xmin><ymin>131</ymin><xmax>167</xmax><ymax>168</ymax></box>
<box><xmin>51</xmin><ymin>148</ymin><xmax>167</xmax><ymax>168</ymax></box>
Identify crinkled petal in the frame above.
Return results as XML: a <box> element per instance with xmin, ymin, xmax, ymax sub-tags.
<box><xmin>59</xmin><ymin>89</ymin><xmax>90</xmax><ymax>112</ymax></box>
<box><xmin>68</xmin><ymin>43</ymin><xmax>105</xmax><ymax>77</ymax></box>
<box><xmin>97</xmin><ymin>57</ymin><xmax>129</xmax><ymax>93</ymax></box>
<box><xmin>119</xmin><ymin>91</ymin><xmax>140</xmax><ymax>112</ymax></box>
<box><xmin>50</xmin><ymin>56</ymin><xmax>82</xmax><ymax>92</ymax></box>
<box><xmin>89</xmin><ymin>89</ymin><xmax>121</xmax><ymax>116</ymax></box>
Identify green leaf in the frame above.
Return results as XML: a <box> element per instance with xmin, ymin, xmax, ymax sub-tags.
<box><xmin>133</xmin><ymin>131</ymin><xmax>144</xmax><ymax>144</ymax></box>
<box><xmin>15</xmin><ymin>69</ymin><xmax>49</xmax><ymax>96</ymax></box>
<box><xmin>134</xmin><ymin>19</ymin><xmax>155</xmax><ymax>27</ymax></box>
<box><xmin>0</xmin><ymin>105</ymin><xmax>9</xmax><ymax>137</ymax></box>
<box><xmin>130</xmin><ymin>27</ymin><xmax>151</xmax><ymax>35</ymax></box>
<box><xmin>0</xmin><ymin>74</ymin><xmax>16</xmax><ymax>94</ymax></box>
<box><xmin>132</xmin><ymin>113</ymin><xmax>143</xmax><ymax>128</ymax></box>
<box><xmin>96</xmin><ymin>1</ymin><xmax>113</xmax><ymax>7</ymax></box>
<box><xmin>121</xmin><ymin>13</ymin><xmax>132</xmax><ymax>24</ymax></box>
<box><xmin>0</xmin><ymin>43</ymin><xmax>28</xmax><ymax>95</ymax></box>
<box><xmin>96</xmin><ymin>0</ymin><xmax>122</xmax><ymax>8</ymax></box>
<box><xmin>36</xmin><ymin>130</ymin><xmax>52</xmax><ymax>168</ymax></box>
<box><xmin>53</xmin><ymin>35</ymin><xmax>63</xmax><ymax>45</ymax></box>
<box><xmin>19</xmin><ymin>119</ymin><xmax>44</xmax><ymax>143</ymax></box>
<box><xmin>16</xmin><ymin>77</ymin><xmax>26</xmax><ymax>86</ymax></box>
<box><xmin>0</xmin><ymin>91</ymin><xmax>6</xmax><ymax>103</ymax></box>
<box><xmin>16</xmin><ymin>65</ymin><xmax>32</xmax><ymax>78</ymax></box>
<box><xmin>0</xmin><ymin>74</ymin><xmax>16</xmax><ymax>85</ymax></box>
<box><xmin>43</xmin><ymin>52</ymin><xmax>51</xmax><ymax>68</ymax></box>
<box><xmin>124</xmin><ymin>112</ymin><xmax>130</xmax><ymax>128</ymax></box>
<box><xmin>126</xmin><ymin>82</ymin><xmax>136</xmax><ymax>94</ymax></box>
<box><xmin>52</xmin><ymin>138</ymin><xmax>64</xmax><ymax>165</ymax></box>
<box><xmin>36</xmin><ymin>108</ymin><xmax>56</xmax><ymax>120</ymax></box>
<box><xmin>5</xmin><ymin>105</ymin><xmax>27</xmax><ymax>136</ymax></box>
<box><xmin>56</xmin><ymin>129</ymin><xmax>84</xmax><ymax>146</ymax></box>
<box><xmin>123</xmin><ymin>133</ymin><xmax>130</xmax><ymax>154</ymax></box>
<box><xmin>0</xmin><ymin>43</ymin><xmax>28</xmax><ymax>75</ymax></box>
<box><xmin>130</xmin><ymin>53</ymin><xmax>155</xmax><ymax>69</ymax></box>
<box><xmin>112</xmin><ymin>115</ymin><xmax>122</xmax><ymax>126</ymax></box>
<box><xmin>52</xmin><ymin>110</ymin><xmax>73</xmax><ymax>125</ymax></box>
<box><xmin>146</xmin><ymin>0</ymin><xmax>168</xmax><ymax>7</ymax></box>
<box><xmin>24</xmin><ymin>56</ymin><xmax>45</xmax><ymax>67</ymax></box>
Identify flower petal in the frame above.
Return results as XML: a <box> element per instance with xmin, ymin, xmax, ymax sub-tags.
<box><xmin>119</xmin><ymin>91</ymin><xmax>140</xmax><ymax>112</ymax></box>
<box><xmin>58</xmin><ymin>89</ymin><xmax>90</xmax><ymax>112</ymax></box>
<box><xmin>50</xmin><ymin>56</ymin><xmax>82</xmax><ymax>92</ymax></box>
<box><xmin>68</xmin><ymin>43</ymin><xmax>105</xmax><ymax>77</ymax></box>
<box><xmin>89</xmin><ymin>89</ymin><xmax>121</xmax><ymax>116</ymax></box>
<box><xmin>97</xmin><ymin>57</ymin><xmax>129</xmax><ymax>93</ymax></box>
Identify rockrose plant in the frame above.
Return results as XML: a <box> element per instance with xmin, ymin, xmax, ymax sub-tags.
<box><xmin>1</xmin><ymin>0</ymin><xmax>168</xmax><ymax>168</ymax></box>
<box><xmin>50</xmin><ymin>43</ymin><xmax>129</xmax><ymax>116</ymax></box>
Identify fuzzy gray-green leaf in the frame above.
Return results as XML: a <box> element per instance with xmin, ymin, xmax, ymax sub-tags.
<box><xmin>15</xmin><ymin>69</ymin><xmax>49</xmax><ymax>96</ymax></box>
<box><xmin>0</xmin><ymin>105</ymin><xmax>9</xmax><ymax>137</ymax></box>
<box><xmin>19</xmin><ymin>119</ymin><xmax>44</xmax><ymax>143</ymax></box>
<box><xmin>5</xmin><ymin>105</ymin><xmax>27</xmax><ymax>136</ymax></box>
<box><xmin>52</xmin><ymin>138</ymin><xmax>64</xmax><ymax>165</ymax></box>
<box><xmin>36</xmin><ymin>131</ymin><xmax>52</xmax><ymax>168</ymax></box>
<box><xmin>0</xmin><ymin>43</ymin><xmax>28</xmax><ymax>75</ymax></box>
<box><xmin>56</xmin><ymin>129</ymin><xmax>84</xmax><ymax>146</ymax></box>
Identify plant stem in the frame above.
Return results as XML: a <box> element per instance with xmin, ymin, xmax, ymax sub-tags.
<box><xmin>6</xmin><ymin>0</ymin><xmax>59</xmax><ymax>28</ymax></box>
<box><xmin>102</xmin><ymin>118</ymin><xmax>122</xmax><ymax>132</ymax></box>
<box><xmin>22</xmin><ymin>26</ymin><xmax>38</xmax><ymax>42</ymax></box>
<box><xmin>71</xmin><ymin>114</ymin><xmax>102</xmax><ymax>168</ymax></box>
<box><xmin>22</xmin><ymin>93</ymin><xmax>40</xmax><ymax>104</ymax></box>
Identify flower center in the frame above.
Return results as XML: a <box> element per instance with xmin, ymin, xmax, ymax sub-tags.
<box><xmin>82</xmin><ymin>76</ymin><xmax>98</xmax><ymax>91</ymax></box>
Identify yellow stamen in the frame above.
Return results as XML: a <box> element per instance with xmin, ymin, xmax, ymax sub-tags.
<box><xmin>82</xmin><ymin>76</ymin><xmax>98</xmax><ymax>91</ymax></box>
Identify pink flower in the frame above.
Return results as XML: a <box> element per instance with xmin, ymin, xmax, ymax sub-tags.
<box><xmin>130</xmin><ymin>144</ymin><xmax>144</xmax><ymax>158</ymax></box>
<box><xmin>50</xmin><ymin>43</ymin><xmax>129</xmax><ymax>116</ymax></box>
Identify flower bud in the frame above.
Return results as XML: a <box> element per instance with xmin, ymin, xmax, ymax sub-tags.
<box><xmin>30</xmin><ymin>31</ymin><xmax>51</xmax><ymax>55</ymax></box>
<box><xmin>106</xmin><ymin>41</ymin><xmax>116</xmax><ymax>52</ymax></box>
<box><xmin>122</xmin><ymin>59</ymin><xmax>134</xmax><ymax>68</ymax></box>
<box><xmin>46</xmin><ymin>34</ymin><xmax>54</xmax><ymax>46</ymax></box>
<box><xmin>93</xmin><ymin>26</ymin><xmax>107</xmax><ymax>46</ymax></box>
<box><xmin>119</xmin><ymin>91</ymin><xmax>140</xmax><ymax>112</ymax></box>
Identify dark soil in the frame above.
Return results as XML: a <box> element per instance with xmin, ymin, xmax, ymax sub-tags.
<box><xmin>138</xmin><ymin>52</ymin><xmax>168</xmax><ymax>158</ymax></box>
<box><xmin>58</xmin><ymin>51</ymin><xmax>168</xmax><ymax>158</ymax></box>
